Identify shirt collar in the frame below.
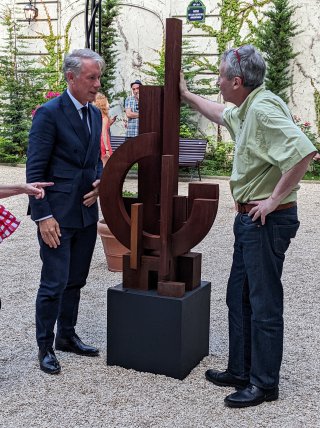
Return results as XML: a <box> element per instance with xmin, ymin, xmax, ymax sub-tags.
<box><xmin>237</xmin><ymin>85</ymin><xmax>265</xmax><ymax>121</ymax></box>
<box><xmin>67</xmin><ymin>88</ymin><xmax>89</xmax><ymax>111</ymax></box>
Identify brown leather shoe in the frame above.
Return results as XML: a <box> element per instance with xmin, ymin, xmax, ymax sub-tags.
<box><xmin>55</xmin><ymin>334</ymin><xmax>99</xmax><ymax>357</ymax></box>
<box><xmin>38</xmin><ymin>348</ymin><xmax>61</xmax><ymax>374</ymax></box>
<box><xmin>205</xmin><ymin>369</ymin><xmax>249</xmax><ymax>388</ymax></box>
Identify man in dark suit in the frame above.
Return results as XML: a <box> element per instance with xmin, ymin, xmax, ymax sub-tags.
<box><xmin>26</xmin><ymin>49</ymin><xmax>105</xmax><ymax>374</ymax></box>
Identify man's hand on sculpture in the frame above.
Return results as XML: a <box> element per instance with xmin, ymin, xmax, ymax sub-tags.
<box><xmin>83</xmin><ymin>179</ymin><xmax>100</xmax><ymax>207</ymax></box>
<box><xmin>39</xmin><ymin>217</ymin><xmax>61</xmax><ymax>248</ymax></box>
<box><xmin>179</xmin><ymin>71</ymin><xmax>189</xmax><ymax>100</ymax></box>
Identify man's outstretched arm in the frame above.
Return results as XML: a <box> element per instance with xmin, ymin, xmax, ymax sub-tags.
<box><xmin>179</xmin><ymin>72</ymin><xmax>225</xmax><ymax>126</ymax></box>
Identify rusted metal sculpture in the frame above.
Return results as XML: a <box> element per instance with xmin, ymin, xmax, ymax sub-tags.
<box><xmin>99</xmin><ymin>18</ymin><xmax>219</xmax><ymax>298</ymax></box>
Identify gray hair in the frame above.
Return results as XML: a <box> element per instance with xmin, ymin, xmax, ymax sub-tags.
<box><xmin>63</xmin><ymin>48</ymin><xmax>105</xmax><ymax>80</ymax></box>
<box><xmin>221</xmin><ymin>45</ymin><xmax>266</xmax><ymax>89</ymax></box>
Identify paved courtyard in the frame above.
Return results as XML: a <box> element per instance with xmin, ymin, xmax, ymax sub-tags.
<box><xmin>0</xmin><ymin>165</ymin><xmax>319</xmax><ymax>427</ymax></box>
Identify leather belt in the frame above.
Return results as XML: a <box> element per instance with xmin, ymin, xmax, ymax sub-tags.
<box><xmin>236</xmin><ymin>201</ymin><xmax>297</xmax><ymax>214</ymax></box>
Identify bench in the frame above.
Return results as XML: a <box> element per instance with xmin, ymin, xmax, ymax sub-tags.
<box><xmin>109</xmin><ymin>135</ymin><xmax>127</xmax><ymax>152</ymax></box>
<box><xmin>178</xmin><ymin>138</ymin><xmax>207</xmax><ymax>181</ymax></box>
<box><xmin>110</xmin><ymin>136</ymin><xmax>207</xmax><ymax>181</ymax></box>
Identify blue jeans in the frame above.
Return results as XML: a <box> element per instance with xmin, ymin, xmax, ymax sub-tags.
<box><xmin>226</xmin><ymin>207</ymin><xmax>299</xmax><ymax>388</ymax></box>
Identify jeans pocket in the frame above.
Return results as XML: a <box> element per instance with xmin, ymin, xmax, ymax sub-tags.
<box><xmin>273</xmin><ymin>222</ymin><xmax>300</xmax><ymax>256</ymax></box>
<box><xmin>239</xmin><ymin>213</ymin><xmax>261</xmax><ymax>228</ymax></box>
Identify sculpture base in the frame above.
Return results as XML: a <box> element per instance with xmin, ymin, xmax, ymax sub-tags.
<box><xmin>107</xmin><ymin>281</ymin><xmax>211</xmax><ymax>380</ymax></box>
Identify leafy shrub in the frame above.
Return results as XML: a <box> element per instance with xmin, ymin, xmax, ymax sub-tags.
<box><xmin>122</xmin><ymin>190</ymin><xmax>137</xmax><ymax>197</ymax></box>
<box><xmin>293</xmin><ymin>116</ymin><xmax>319</xmax><ymax>146</ymax></box>
<box><xmin>292</xmin><ymin>116</ymin><xmax>320</xmax><ymax>179</ymax></box>
<box><xmin>203</xmin><ymin>140</ymin><xmax>234</xmax><ymax>175</ymax></box>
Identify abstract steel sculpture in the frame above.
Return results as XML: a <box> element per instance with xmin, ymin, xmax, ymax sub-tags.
<box><xmin>99</xmin><ymin>18</ymin><xmax>219</xmax><ymax>298</ymax></box>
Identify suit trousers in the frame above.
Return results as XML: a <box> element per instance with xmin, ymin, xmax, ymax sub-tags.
<box><xmin>36</xmin><ymin>223</ymin><xmax>97</xmax><ymax>350</ymax></box>
<box><xmin>226</xmin><ymin>207</ymin><xmax>299</xmax><ymax>389</ymax></box>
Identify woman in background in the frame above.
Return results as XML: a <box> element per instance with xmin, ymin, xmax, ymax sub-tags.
<box><xmin>94</xmin><ymin>92</ymin><xmax>117</xmax><ymax>166</ymax></box>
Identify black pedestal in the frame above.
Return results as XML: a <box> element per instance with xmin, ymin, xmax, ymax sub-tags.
<box><xmin>107</xmin><ymin>281</ymin><xmax>211</xmax><ymax>379</ymax></box>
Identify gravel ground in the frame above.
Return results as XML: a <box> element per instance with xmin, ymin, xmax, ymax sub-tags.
<box><xmin>0</xmin><ymin>165</ymin><xmax>319</xmax><ymax>428</ymax></box>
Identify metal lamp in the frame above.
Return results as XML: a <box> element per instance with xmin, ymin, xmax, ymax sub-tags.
<box><xmin>23</xmin><ymin>1</ymin><xmax>38</xmax><ymax>24</ymax></box>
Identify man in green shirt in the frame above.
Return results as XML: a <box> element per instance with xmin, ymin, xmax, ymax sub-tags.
<box><xmin>180</xmin><ymin>45</ymin><xmax>316</xmax><ymax>408</ymax></box>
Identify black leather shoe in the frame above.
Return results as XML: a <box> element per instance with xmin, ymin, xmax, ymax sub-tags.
<box><xmin>38</xmin><ymin>348</ymin><xmax>61</xmax><ymax>374</ymax></box>
<box><xmin>224</xmin><ymin>383</ymin><xmax>279</xmax><ymax>408</ymax></box>
<box><xmin>55</xmin><ymin>334</ymin><xmax>99</xmax><ymax>356</ymax></box>
<box><xmin>205</xmin><ymin>369</ymin><xmax>249</xmax><ymax>388</ymax></box>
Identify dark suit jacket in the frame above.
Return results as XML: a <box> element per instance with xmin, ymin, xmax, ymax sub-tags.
<box><xmin>26</xmin><ymin>90</ymin><xmax>103</xmax><ymax>229</ymax></box>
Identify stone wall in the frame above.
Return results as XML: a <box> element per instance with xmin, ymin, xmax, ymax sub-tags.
<box><xmin>290</xmin><ymin>0</ymin><xmax>320</xmax><ymax>127</ymax></box>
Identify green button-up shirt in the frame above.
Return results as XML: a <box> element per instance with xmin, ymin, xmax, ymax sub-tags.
<box><xmin>223</xmin><ymin>86</ymin><xmax>316</xmax><ymax>203</ymax></box>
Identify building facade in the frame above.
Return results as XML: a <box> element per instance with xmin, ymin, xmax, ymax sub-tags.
<box><xmin>1</xmin><ymin>0</ymin><xmax>319</xmax><ymax>137</ymax></box>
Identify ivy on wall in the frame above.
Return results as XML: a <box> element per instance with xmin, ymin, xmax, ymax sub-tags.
<box><xmin>20</xmin><ymin>0</ymin><xmax>71</xmax><ymax>93</ymax></box>
<box><xmin>191</xmin><ymin>0</ymin><xmax>272</xmax><ymax>141</ymax></box>
<box><xmin>293</xmin><ymin>63</ymin><xmax>320</xmax><ymax>140</ymax></box>
<box><xmin>193</xmin><ymin>0</ymin><xmax>272</xmax><ymax>75</ymax></box>
<box><xmin>311</xmin><ymin>80</ymin><xmax>320</xmax><ymax>137</ymax></box>
<box><xmin>0</xmin><ymin>0</ymin><xmax>71</xmax><ymax>162</ymax></box>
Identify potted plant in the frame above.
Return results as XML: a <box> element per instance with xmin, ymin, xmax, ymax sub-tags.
<box><xmin>98</xmin><ymin>190</ymin><xmax>137</xmax><ymax>272</ymax></box>
<box><xmin>97</xmin><ymin>219</ymin><xmax>129</xmax><ymax>272</ymax></box>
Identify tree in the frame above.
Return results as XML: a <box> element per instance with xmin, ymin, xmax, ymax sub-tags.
<box><xmin>99</xmin><ymin>0</ymin><xmax>120</xmax><ymax>102</ymax></box>
<box><xmin>255</xmin><ymin>0</ymin><xmax>299</xmax><ymax>103</ymax></box>
<box><xmin>142</xmin><ymin>40</ymin><xmax>213</xmax><ymax>138</ymax></box>
<box><xmin>0</xmin><ymin>9</ymin><xmax>44</xmax><ymax>162</ymax></box>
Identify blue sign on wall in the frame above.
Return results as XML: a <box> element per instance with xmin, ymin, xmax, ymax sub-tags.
<box><xmin>187</xmin><ymin>0</ymin><xmax>206</xmax><ymax>23</ymax></box>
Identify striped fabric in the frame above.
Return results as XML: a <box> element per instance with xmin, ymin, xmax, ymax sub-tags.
<box><xmin>0</xmin><ymin>205</ymin><xmax>20</xmax><ymax>243</ymax></box>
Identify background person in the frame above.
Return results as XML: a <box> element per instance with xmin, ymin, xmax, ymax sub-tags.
<box><xmin>124</xmin><ymin>79</ymin><xmax>142</xmax><ymax>138</ymax></box>
<box><xmin>27</xmin><ymin>48</ymin><xmax>105</xmax><ymax>375</ymax></box>
<box><xmin>180</xmin><ymin>44</ymin><xmax>316</xmax><ymax>408</ymax></box>
<box><xmin>93</xmin><ymin>92</ymin><xmax>117</xmax><ymax>166</ymax></box>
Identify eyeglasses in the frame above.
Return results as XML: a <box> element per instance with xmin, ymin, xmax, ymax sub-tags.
<box><xmin>233</xmin><ymin>47</ymin><xmax>244</xmax><ymax>83</ymax></box>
